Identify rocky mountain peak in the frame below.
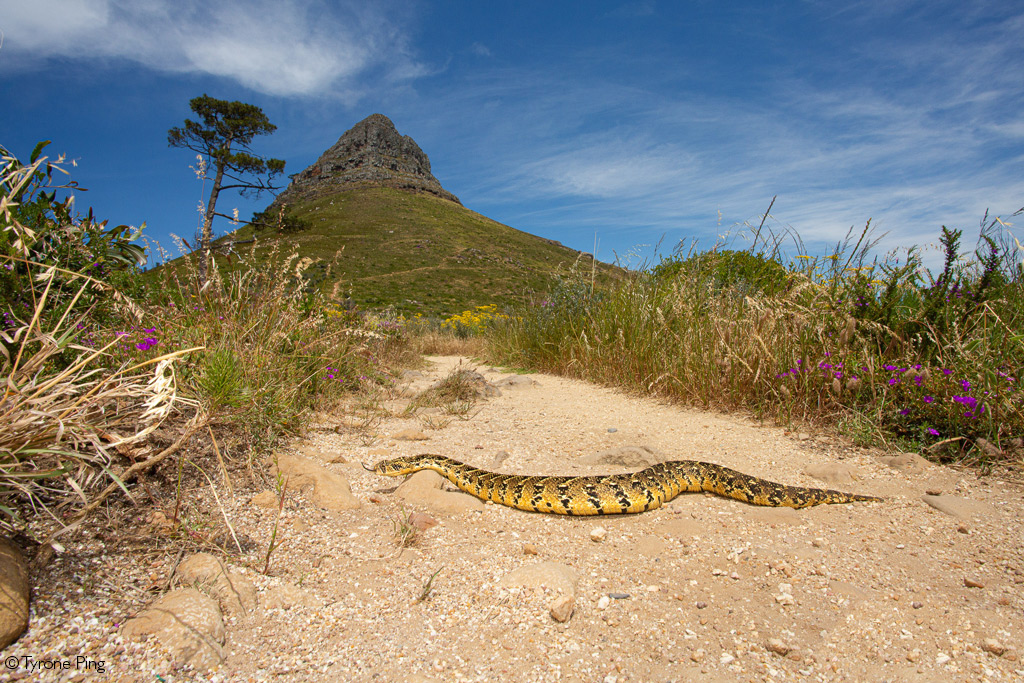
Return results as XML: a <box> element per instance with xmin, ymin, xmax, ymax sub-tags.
<box><xmin>274</xmin><ymin>113</ymin><xmax>460</xmax><ymax>205</ymax></box>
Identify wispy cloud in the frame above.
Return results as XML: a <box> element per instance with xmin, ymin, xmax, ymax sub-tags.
<box><xmin>401</xmin><ymin>2</ymin><xmax>1024</xmax><ymax>268</ymax></box>
<box><xmin>0</xmin><ymin>0</ymin><xmax>422</xmax><ymax>98</ymax></box>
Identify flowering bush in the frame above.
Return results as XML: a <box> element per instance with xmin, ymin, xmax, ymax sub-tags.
<box><xmin>442</xmin><ymin>304</ymin><xmax>510</xmax><ymax>337</ymax></box>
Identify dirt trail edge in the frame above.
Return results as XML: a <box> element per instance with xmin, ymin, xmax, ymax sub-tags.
<box><xmin>12</xmin><ymin>356</ymin><xmax>1024</xmax><ymax>682</ymax></box>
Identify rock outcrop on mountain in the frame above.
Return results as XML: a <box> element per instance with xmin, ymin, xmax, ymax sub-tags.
<box><xmin>274</xmin><ymin>113</ymin><xmax>460</xmax><ymax>206</ymax></box>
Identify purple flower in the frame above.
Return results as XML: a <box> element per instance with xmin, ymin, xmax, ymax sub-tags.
<box><xmin>888</xmin><ymin>377</ymin><xmax>899</xmax><ymax>386</ymax></box>
<box><xmin>913</xmin><ymin>375</ymin><xmax>924</xmax><ymax>387</ymax></box>
<box><xmin>927</xmin><ymin>428</ymin><xmax>939</xmax><ymax>436</ymax></box>
<box><xmin>960</xmin><ymin>379</ymin><xmax>971</xmax><ymax>390</ymax></box>
<box><xmin>923</xmin><ymin>396</ymin><xmax>934</xmax><ymax>404</ymax></box>
<box><xmin>941</xmin><ymin>369</ymin><xmax>952</xmax><ymax>376</ymax></box>
<box><xmin>898</xmin><ymin>408</ymin><xmax>910</xmax><ymax>416</ymax></box>
<box><xmin>884</xmin><ymin>364</ymin><xmax>897</xmax><ymax>371</ymax></box>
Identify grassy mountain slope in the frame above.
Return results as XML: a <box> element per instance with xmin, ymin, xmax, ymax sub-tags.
<box><xmin>196</xmin><ymin>186</ymin><xmax>618</xmax><ymax>318</ymax></box>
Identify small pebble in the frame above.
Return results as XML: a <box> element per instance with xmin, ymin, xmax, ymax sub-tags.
<box><xmin>936</xmin><ymin>652</ymin><xmax>951</xmax><ymax>665</ymax></box>
<box><xmin>550</xmin><ymin>595</ymin><xmax>574</xmax><ymax>623</ymax></box>
<box><xmin>408</xmin><ymin>512</ymin><xmax>438</xmax><ymax>531</ymax></box>
<box><xmin>926</xmin><ymin>489</ymin><xmax>942</xmax><ymax>496</ymax></box>
<box><xmin>695</xmin><ymin>601</ymin><xmax>708</xmax><ymax>609</ymax></box>
<box><xmin>607</xmin><ymin>428</ymin><xmax>618</xmax><ymax>433</ymax></box>
<box><xmin>766</xmin><ymin>638</ymin><xmax>791</xmax><ymax>656</ymax></box>
<box><xmin>964</xmin><ymin>577</ymin><xmax>985</xmax><ymax>589</ymax></box>
<box><xmin>597</xmin><ymin>595</ymin><xmax>611</xmax><ymax>610</ymax></box>
<box><xmin>690</xmin><ymin>649</ymin><xmax>705</xmax><ymax>662</ymax></box>
<box><xmin>590</xmin><ymin>527</ymin><xmax>607</xmax><ymax>542</ymax></box>
<box><xmin>720</xmin><ymin>653</ymin><xmax>735</xmax><ymax>665</ymax></box>
<box><xmin>912</xmin><ymin>601</ymin><xmax>923</xmax><ymax>609</ymax></box>
<box><xmin>522</xmin><ymin>543</ymin><xmax>538</xmax><ymax>555</ymax></box>
<box><xmin>982</xmin><ymin>638</ymin><xmax>1007</xmax><ymax>657</ymax></box>
<box><xmin>608</xmin><ymin>592</ymin><xmax>630</xmax><ymax>600</ymax></box>
<box><xmin>957</xmin><ymin>524</ymin><xmax>970</xmax><ymax>534</ymax></box>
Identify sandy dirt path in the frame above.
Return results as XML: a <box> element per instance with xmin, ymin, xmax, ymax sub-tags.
<box><xmin>10</xmin><ymin>355</ymin><xmax>1023</xmax><ymax>682</ymax></box>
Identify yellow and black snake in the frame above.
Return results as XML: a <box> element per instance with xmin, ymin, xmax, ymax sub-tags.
<box><xmin>366</xmin><ymin>454</ymin><xmax>882</xmax><ymax>515</ymax></box>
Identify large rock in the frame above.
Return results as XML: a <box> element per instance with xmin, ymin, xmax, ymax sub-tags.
<box><xmin>493</xmin><ymin>375</ymin><xmax>539</xmax><ymax>389</ymax></box>
<box><xmin>272</xmin><ymin>453</ymin><xmax>361</xmax><ymax>511</ymax></box>
<box><xmin>878</xmin><ymin>452</ymin><xmax>932</xmax><ymax>475</ymax></box>
<box><xmin>174</xmin><ymin>553</ymin><xmax>257</xmax><ymax>617</ymax></box>
<box><xmin>121</xmin><ymin>588</ymin><xmax>225</xmax><ymax>671</ymax></box>
<box><xmin>0</xmin><ymin>537</ymin><xmax>29</xmax><ymax>649</ymax></box>
<box><xmin>274</xmin><ymin>113</ymin><xmax>460</xmax><ymax>205</ymax></box>
<box><xmin>394</xmin><ymin>470</ymin><xmax>485</xmax><ymax>513</ymax></box>
<box><xmin>922</xmin><ymin>494</ymin><xmax>997</xmax><ymax>521</ymax></box>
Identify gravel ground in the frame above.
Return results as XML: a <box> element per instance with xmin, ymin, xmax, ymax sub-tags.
<box><xmin>5</xmin><ymin>355</ymin><xmax>1023</xmax><ymax>682</ymax></box>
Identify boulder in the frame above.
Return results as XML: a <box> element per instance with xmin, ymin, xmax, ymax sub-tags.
<box><xmin>878</xmin><ymin>453</ymin><xmax>932</xmax><ymax>475</ymax></box>
<box><xmin>121</xmin><ymin>588</ymin><xmax>225</xmax><ymax>671</ymax></box>
<box><xmin>272</xmin><ymin>453</ymin><xmax>361</xmax><ymax>511</ymax></box>
<box><xmin>0</xmin><ymin>537</ymin><xmax>29</xmax><ymax>649</ymax></box>
<box><xmin>174</xmin><ymin>553</ymin><xmax>257</xmax><ymax>617</ymax></box>
<box><xmin>394</xmin><ymin>470</ymin><xmax>485</xmax><ymax>513</ymax></box>
<box><xmin>922</xmin><ymin>494</ymin><xmax>997</xmax><ymax>521</ymax></box>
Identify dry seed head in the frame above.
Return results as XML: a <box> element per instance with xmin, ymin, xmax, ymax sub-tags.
<box><xmin>846</xmin><ymin>377</ymin><xmax>861</xmax><ymax>392</ymax></box>
<box><xmin>839</xmin><ymin>318</ymin><xmax>856</xmax><ymax>345</ymax></box>
<box><xmin>831</xmin><ymin>377</ymin><xmax>842</xmax><ymax>395</ymax></box>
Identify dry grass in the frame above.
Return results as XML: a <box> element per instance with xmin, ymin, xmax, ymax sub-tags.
<box><xmin>0</xmin><ymin>268</ymin><xmax>197</xmax><ymax>538</ymax></box>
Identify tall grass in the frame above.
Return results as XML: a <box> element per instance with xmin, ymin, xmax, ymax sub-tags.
<box><xmin>1</xmin><ymin>142</ymin><xmax>417</xmax><ymax>541</ymax></box>
<box><xmin>487</xmin><ymin>215</ymin><xmax>1024</xmax><ymax>463</ymax></box>
<box><xmin>143</xmin><ymin>239</ymin><xmax>417</xmax><ymax>453</ymax></box>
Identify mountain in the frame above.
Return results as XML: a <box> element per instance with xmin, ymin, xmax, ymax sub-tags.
<box><xmin>201</xmin><ymin>114</ymin><xmax>618</xmax><ymax>318</ymax></box>
<box><xmin>274</xmin><ymin>113</ymin><xmax>460</xmax><ymax>206</ymax></box>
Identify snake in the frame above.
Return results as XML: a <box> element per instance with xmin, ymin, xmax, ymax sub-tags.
<box><xmin>365</xmin><ymin>454</ymin><xmax>882</xmax><ymax>515</ymax></box>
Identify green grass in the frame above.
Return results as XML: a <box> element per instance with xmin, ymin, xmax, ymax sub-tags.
<box><xmin>155</xmin><ymin>187</ymin><xmax>621</xmax><ymax>319</ymax></box>
<box><xmin>485</xmin><ymin>218</ymin><xmax>1024</xmax><ymax>465</ymax></box>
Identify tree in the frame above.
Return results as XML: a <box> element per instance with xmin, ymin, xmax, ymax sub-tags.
<box><xmin>168</xmin><ymin>95</ymin><xmax>285</xmax><ymax>287</ymax></box>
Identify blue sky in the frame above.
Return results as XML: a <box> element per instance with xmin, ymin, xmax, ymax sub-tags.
<box><xmin>1</xmin><ymin>0</ymin><xmax>1022</xmax><ymax>271</ymax></box>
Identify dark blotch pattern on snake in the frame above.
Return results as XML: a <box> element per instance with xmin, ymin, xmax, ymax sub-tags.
<box><xmin>368</xmin><ymin>454</ymin><xmax>882</xmax><ymax>515</ymax></box>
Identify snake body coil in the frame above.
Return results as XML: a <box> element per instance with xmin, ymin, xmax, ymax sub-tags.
<box><xmin>369</xmin><ymin>454</ymin><xmax>882</xmax><ymax>515</ymax></box>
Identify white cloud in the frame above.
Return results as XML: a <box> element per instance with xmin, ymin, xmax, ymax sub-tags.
<box><xmin>0</xmin><ymin>0</ymin><xmax>421</xmax><ymax>98</ymax></box>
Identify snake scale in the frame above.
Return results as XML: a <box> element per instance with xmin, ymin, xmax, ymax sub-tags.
<box><xmin>367</xmin><ymin>454</ymin><xmax>882</xmax><ymax>515</ymax></box>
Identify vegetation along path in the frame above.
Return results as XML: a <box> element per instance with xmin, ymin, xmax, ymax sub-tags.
<box><xmin>15</xmin><ymin>356</ymin><xmax>1024</xmax><ymax>682</ymax></box>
